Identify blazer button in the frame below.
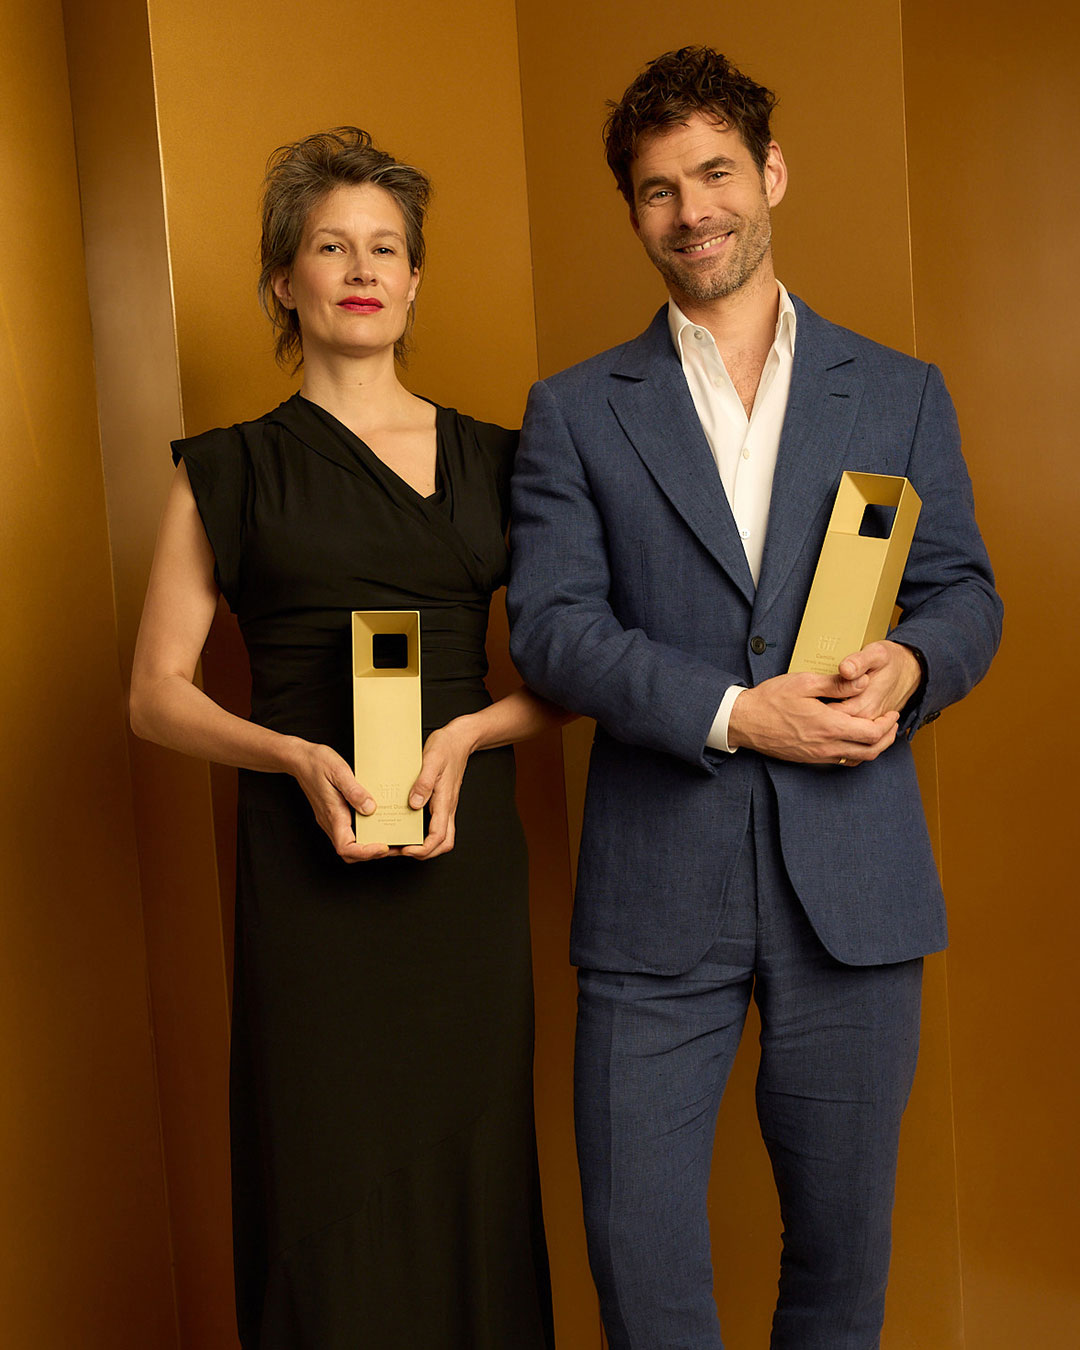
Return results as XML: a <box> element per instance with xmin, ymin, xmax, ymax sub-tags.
<box><xmin>749</xmin><ymin>636</ymin><xmax>767</xmax><ymax>655</ymax></box>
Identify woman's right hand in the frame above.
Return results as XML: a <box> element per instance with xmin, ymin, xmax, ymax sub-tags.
<box><xmin>290</xmin><ymin>740</ymin><xmax>391</xmax><ymax>862</ymax></box>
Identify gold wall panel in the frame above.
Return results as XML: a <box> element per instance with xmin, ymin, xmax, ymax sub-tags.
<box><xmin>62</xmin><ymin>0</ymin><xmax>237</xmax><ymax>1340</ymax></box>
<box><xmin>904</xmin><ymin>0</ymin><xmax>1080</xmax><ymax>1342</ymax></box>
<box><xmin>0</xmin><ymin>0</ymin><xmax>178</xmax><ymax>1343</ymax></box>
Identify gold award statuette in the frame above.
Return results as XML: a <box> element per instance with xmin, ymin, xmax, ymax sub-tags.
<box><xmin>788</xmin><ymin>472</ymin><xmax>922</xmax><ymax>675</ymax></box>
<box><xmin>351</xmin><ymin>610</ymin><xmax>424</xmax><ymax>846</ymax></box>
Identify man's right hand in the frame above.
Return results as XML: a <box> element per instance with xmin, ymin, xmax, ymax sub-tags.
<box><xmin>727</xmin><ymin>670</ymin><xmax>899</xmax><ymax>765</ymax></box>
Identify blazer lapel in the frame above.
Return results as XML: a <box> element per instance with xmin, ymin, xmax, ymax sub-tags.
<box><xmin>753</xmin><ymin>298</ymin><xmax>863</xmax><ymax>621</ymax></box>
<box><xmin>608</xmin><ymin>309</ymin><xmax>756</xmax><ymax>604</ymax></box>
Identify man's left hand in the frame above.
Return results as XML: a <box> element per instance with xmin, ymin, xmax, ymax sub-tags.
<box><xmin>834</xmin><ymin>640</ymin><xmax>923</xmax><ymax>721</ymax></box>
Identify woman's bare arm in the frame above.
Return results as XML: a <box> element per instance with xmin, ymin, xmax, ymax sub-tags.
<box><xmin>130</xmin><ymin>464</ymin><xmax>389</xmax><ymax>861</ymax></box>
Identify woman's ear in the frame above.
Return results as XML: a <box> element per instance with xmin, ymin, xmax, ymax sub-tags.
<box><xmin>271</xmin><ymin>267</ymin><xmax>295</xmax><ymax>310</ymax></box>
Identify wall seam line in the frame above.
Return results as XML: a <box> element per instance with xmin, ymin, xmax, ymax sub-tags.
<box><xmin>898</xmin><ymin>2</ymin><xmax>967</xmax><ymax>1344</ymax></box>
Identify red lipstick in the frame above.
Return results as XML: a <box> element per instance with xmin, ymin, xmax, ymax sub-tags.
<box><xmin>338</xmin><ymin>296</ymin><xmax>383</xmax><ymax>312</ymax></box>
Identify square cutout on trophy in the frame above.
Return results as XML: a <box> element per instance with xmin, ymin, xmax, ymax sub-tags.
<box><xmin>372</xmin><ymin>631</ymin><xmax>409</xmax><ymax>669</ymax></box>
<box><xmin>858</xmin><ymin>502</ymin><xmax>898</xmax><ymax>540</ymax></box>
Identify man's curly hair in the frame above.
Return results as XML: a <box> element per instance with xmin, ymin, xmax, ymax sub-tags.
<box><xmin>604</xmin><ymin>47</ymin><xmax>778</xmax><ymax>205</ymax></box>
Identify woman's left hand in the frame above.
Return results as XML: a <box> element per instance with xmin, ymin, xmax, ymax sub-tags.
<box><xmin>400</xmin><ymin>716</ymin><xmax>479</xmax><ymax>859</ymax></box>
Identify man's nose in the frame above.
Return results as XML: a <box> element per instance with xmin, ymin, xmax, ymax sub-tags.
<box><xmin>674</xmin><ymin>186</ymin><xmax>712</xmax><ymax>231</ymax></box>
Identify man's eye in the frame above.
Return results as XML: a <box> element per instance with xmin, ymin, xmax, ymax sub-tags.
<box><xmin>374</xmin><ymin>246</ymin><xmax>395</xmax><ymax>256</ymax></box>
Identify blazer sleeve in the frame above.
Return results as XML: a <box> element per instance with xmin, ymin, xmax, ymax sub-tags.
<box><xmin>889</xmin><ymin>362</ymin><xmax>1003</xmax><ymax>734</ymax></box>
<box><xmin>508</xmin><ymin>378</ymin><xmax>743</xmax><ymax>772</ymax></box>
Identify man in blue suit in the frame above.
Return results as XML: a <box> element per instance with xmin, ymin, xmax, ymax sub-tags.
<box><xmin>508</xmin><ymin>45</ymin><xmax>1001</xmax><ymax>1350</ymax></box>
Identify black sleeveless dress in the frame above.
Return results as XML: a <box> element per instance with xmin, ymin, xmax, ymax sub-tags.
<box><xmin>173</xmin><ymin>393</ymin><xmax>554</xmax><ymax>1350</ymax></box>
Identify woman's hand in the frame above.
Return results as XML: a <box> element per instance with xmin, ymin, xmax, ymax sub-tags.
<box><xmin>400</xmin><ymin>717</ymin><xmax>479</xmax><ymax>860</ymax></box>
<box><xmin>290</xmin><ymin>740</ymin><xmax>392</xmax><ymax>862</ymax></box>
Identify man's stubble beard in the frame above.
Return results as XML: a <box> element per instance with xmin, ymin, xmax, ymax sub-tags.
<box><xmin>648</xmin><ymin>200</ymin><xmax>773</xmax><ymax>305</ymax></box>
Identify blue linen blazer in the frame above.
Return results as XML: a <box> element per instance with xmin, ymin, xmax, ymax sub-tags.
<box><xmin>507</xmin><ymin>297</ymin><xmax>1002</xmax><ymax>975</ymax></box>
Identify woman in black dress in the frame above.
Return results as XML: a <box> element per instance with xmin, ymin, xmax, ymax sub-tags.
<box><xmin>130</xmin><ymin>128</ymin><xmax>558</xmax><ymax>1349</ymax></box>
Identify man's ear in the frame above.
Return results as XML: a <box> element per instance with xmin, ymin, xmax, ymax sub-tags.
<box><xmin>763</xmin><ymin>140</ymin><xmax>788</xmax><ymax>208</ymax></box>
<box><xmin>629</xmin><ymin>206</ymin><xmax>641</xmax><ymax>239</ymax></box>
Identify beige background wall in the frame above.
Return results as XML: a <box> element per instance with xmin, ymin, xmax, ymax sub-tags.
<box><xmin>1</xmin><ymin>0</ymin><xmax>1076</xmax><ymax>1345</ymax></box>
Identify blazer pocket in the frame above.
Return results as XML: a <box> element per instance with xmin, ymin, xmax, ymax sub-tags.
<box><xmin>638</xmin><ymin>539</ymin><xmax>649</xmax><ymax>630</ymax></box>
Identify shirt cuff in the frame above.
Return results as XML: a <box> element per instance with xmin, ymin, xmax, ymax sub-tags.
<box><xmin>705</xmin><ymin>685</ymin><xmax>747</xmax><ymax>755</ymax></box>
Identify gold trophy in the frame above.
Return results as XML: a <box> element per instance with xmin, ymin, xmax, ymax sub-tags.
<box><xmin>351</xmin><ymin>610</ymin><xmax>424</xmax><ymax>845</ymax></box>
<box><xmin>789</xmin><ymin>472</ymin><xmax>922</xmax><ymax>675</ymax></box>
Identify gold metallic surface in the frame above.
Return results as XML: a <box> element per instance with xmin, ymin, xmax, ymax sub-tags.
<box><xmin>789</xmin><ymin>473</ymin><xmax>922</xmax><ymax>674</ymax></box>
<box><xmin>352</xmin><ymin>612</ymin><xmax>425</xmax><ymax>846</ymax></box>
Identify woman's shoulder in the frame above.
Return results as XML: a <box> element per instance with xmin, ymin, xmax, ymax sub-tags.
<box><xmin>171</xmin><ymin>398</ymin><xmax>293</xmax><ymax>468</ymax></box>
<box><xmin>432</xmin><ymin>402</ymin><xmax>518</xmax><ymax>460</ymax></box>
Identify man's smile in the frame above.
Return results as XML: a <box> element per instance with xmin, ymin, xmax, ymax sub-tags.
<box><xmin>673</xmin><ymin>230</ymin><xmax>733</xmax><ymax>255</ymax></box>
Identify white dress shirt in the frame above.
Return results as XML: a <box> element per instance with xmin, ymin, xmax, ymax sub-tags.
<box><xmin>667</xmin><ymin>283</ymin><xmax>797</xmax><ymax>752</ymax></box>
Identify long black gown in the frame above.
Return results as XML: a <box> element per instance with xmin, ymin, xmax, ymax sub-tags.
<box><xmin>173</xmin><ymin>393</ymin><xmax>554</xmax><ymax>1350</ymax></box>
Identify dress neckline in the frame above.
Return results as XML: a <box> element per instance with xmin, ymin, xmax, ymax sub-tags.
<box><xmin>294</xmin><ymin>392</ymin><xmax>444</xmax><ymax>504</ymax></box>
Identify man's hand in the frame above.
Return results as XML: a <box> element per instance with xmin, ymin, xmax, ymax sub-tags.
<box><xmin>833</xmin><ymin>640</ymin><xmax>923</xmax><ymax>721</ymax></box>
<box><xmin>727</xmin><ymin>668</ymin><xmax>899</xmax><ymax>765</ymax></box>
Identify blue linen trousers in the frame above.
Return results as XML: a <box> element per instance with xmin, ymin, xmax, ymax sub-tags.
<box><xmin>574</xmin><ymin>770</ymin><xmax>923</xmax><ymax>1349</ymax></box>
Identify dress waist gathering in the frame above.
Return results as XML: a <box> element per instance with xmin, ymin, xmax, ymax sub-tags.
<box><xmin>240</xmin><ymin>600</ymin><xmax>495</xmax><ymax>753</ymax></box>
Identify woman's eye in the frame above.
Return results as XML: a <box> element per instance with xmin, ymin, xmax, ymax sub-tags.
<box><xmin>320</xmin><ymin>243</ymin><xmax>343</xmax><ymax>253</ymax></box>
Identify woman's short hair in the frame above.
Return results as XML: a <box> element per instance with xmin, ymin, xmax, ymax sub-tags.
<box><xmin>259</xmin><ymin>127</ymin><xmax>431</xmax><ymax>369</ymax></box>
<box><xmin>604</xmin><ymin>47</ymin><xmax>778</xmax><ymax>206</ymax></box>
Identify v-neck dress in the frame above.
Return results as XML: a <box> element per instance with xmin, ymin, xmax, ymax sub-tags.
<box><xmin>173</xmin><ymin>393</ymin><xmax>554</xmax><ymax>1350</ymax></box>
